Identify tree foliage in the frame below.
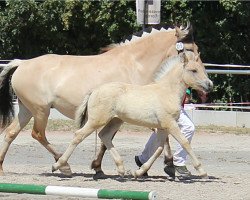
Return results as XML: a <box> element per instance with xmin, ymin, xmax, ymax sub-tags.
<box><xmin>0</xmin><ymin>0</ymin><xmax>249</xmax><ymax>103</ymax></box>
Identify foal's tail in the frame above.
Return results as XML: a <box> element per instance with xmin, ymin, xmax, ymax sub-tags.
<box><xmin>0</xmin><ymin>59</ymin><xmax>22</xmax><ymax>127</ymax></box>
<box><xmin>75</xmin><ymin>92</ymin><xmax>92</xmax><ymax>128</ymax></box>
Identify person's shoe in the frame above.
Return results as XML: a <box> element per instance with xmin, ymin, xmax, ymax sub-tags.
<box><xmin>164</xmin><ymin>164</ymin><xmax>175</xmax><ymax>180</ymax></box>
<box><xmin>164</xmin><ymin>157</ymin><xmax>175</xmax><ymax>180</ymax></box>
<box><xmin>134</xmin><ymin>156</ymin><xmax>148</xmax><ymax>177</ymax></box>
<box><xmin>175</xmin><ymin>165</ymin><xmax>191</xmax><ymax>180</ymax></box>
<box><xmin>164</xmin><ymin>164</ymin><xmax>191</xmax><ymax>180</ymax></box>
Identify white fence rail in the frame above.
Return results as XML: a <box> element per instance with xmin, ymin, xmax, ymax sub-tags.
<box><xmin>204</xmin><ymin>63</ymin><xmax>250</xmax><ymax>75</ymax></box>
<box><xmin>1</xmin><ymin>61</ymin><xmax>250</xmax><ymax>75</ymax></box>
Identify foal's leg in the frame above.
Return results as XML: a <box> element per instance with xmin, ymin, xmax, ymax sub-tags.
<box><xmin>31</xmin><ymin>108</ymin><xmax>71</xmax><ymax>176</ymax></box>
<box><xmin>52</xmin><ymin>121</ymin><xmax>97</xmax><ymax>175</ymax></box>
<box><xmin>98</xmin><ymin>119</ymin><xmax>124</xmax><ymax>177</ymax></box>
<box><xmin>167</xmin><ymin>120</ymin><xmax>207</xmax><ymax>177</ymax></box>
<box><xmin>132</xmin><ymin>129</ymin><xmax>167</xmax><ymax>178</ymax></box>
<box><xmin>91</xmin><ymin>118</ymin><xmax>123</xmax><ymax>179</ymax></box>
<box><xmin>0</xmin><ymin>102</ymin><xmax>32</xmax><ymax>175</ymax></box>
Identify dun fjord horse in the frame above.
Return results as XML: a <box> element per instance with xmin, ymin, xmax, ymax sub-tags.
<box><xmin>0</xmin><ymin>24</ymin><xmax>199</xmax><ymax>175</ymax></box>
<box><xmin>52</xmin><ymin>51</ymin><xmax>213</xmax><ymax>178</ymax></box>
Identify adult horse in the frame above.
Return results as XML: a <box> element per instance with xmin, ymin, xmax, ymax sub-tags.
<box><xmin>51</xmin><ymin>51</ymin><xmax>213</xmax><ymax>178</ymax></box>
<box><xmin>0</xmin><ymin>23</ymin><xmax>199</xmax><ymax>175</ymax></box>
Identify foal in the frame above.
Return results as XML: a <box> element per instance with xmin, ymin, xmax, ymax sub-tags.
<box><xmin>52</xmin><ymin>51</ymin><xmax>213</xmax><ymax>178</ymax></box>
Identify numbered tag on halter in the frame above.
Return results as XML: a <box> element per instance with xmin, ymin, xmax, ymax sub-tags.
<box><xmin>176</xmin><ymin>42</ymin><xmax>184</xmax><ymax>51</ymax></box>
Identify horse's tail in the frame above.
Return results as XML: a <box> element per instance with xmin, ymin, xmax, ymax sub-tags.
<box><xmin>75</xmin><ymin>92</ymin><xmax>92</xmax><ymax>128</ymax></box>
<box><xmin>0</xmin><ymin>59</ymin><xmax>22</xmax><ymax>127</ymax></box>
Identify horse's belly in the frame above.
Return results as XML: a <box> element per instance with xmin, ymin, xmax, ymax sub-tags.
<box><xmin>52</xmin><ymin>103</ymin><xmax>76</xmax><ymax>119</ymax></box>
<box><xmin>119</xmin><ymin>111</ymin><xmax>161</xmax><ymax>128</ymax></box>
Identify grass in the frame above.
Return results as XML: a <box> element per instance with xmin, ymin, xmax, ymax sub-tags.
<box><xmin>23</xmin><ymin>119</ymin><xmax>250</xmax><ymax>135</ymax></box>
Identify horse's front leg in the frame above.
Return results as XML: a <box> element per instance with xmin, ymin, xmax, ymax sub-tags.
<box><xmin>132</xmin><ymin>130</ymin><xmax>167</xmax><ymax>178</ymax></box>
<box><xmin>168</xmin><ymin>121</ymin><xmax>207</xmax><ymax>177</ymax></box>
<box><xmin>31</xmin><ymin>108</ymin><xmax>72</xmax><ymax>176</ymax></box>
<box><xmin>91</xmin><ymin>118</ymin><xmax>123</xmax><ymax>179</ymax></box>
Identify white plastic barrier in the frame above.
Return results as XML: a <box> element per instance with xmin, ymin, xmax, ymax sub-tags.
<box><xmin>185</xmin><ymin>109</ymin><xmax>250</xmax><ymax>128</ymax></box>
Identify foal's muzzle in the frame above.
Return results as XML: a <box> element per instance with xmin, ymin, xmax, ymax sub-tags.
<box><xmin>204</xmin><ymin>80</ymin><xmax>213</xmax><ymax>92</ymax></box>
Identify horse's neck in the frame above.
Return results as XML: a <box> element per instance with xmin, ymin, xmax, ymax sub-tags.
<box><xmin>129</xmin><ymin>31</ymin><xmax>176</xmax><ymax>62</ymax></box>
<box><xmin>120</xmin><ymin>31</ymin><xmax>177</xmax><ymax>81</ymax></box>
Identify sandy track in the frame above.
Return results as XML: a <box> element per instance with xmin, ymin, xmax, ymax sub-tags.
<box><xmin>0</xmin><ymin>129</ymin><xmax>250</xmax><ymax>200</ymax></box>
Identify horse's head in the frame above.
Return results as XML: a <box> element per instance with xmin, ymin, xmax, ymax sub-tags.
<box><xmin>180</xmin><ymin>51</ymin><xmax>213</xmax><ymax>93</ymax></box>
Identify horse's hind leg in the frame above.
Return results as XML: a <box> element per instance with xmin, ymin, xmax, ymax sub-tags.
<box><xmin>0</xmin><ymin>102</ymin><xmax>32</xmax><ymax>175</ymax></box>
<box><xmin>164</xmin><ymin>135</ymin><xmax>173</xmax><ymax>164</ymax></box>
<box><xmin>91</xmin><ymin>118</ymin><xmax>123</xmax><ymax>179</ymax></box>
<box><xmin>31</xmin><ymin>108</ymin><xmax>72</xmax><ymax>176</ymax></box>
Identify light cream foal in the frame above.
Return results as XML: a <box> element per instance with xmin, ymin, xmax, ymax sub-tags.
<box><xmin>51</xmin><ymin>51</ymin><xmax>213</xmax><ymax>178</ymax></box>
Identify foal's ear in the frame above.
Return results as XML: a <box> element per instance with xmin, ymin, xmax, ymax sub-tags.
<box><xmin>195</xmin><ymin>52</ymin><xmax>201</xmax><ymax>61</ymax></box>
<box><xmin>180</xmin><ymin>52</ymin><xmax>188</xmax><ymax>65</ymax></box>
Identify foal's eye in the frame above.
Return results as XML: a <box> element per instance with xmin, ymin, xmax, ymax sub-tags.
<box><xmin>191</xmin><ymin>69</ymin><xmax>197</xmax><ymax>73</ymax></box>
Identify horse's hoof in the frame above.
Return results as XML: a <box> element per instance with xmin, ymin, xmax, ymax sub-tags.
<box><xmin>199</xmin><ymin>170</ymin><xmax>208</xmax><ymax>178</ymax></box>
<box><xmin>200</xmin><ymin>174</ymin><xmax>208</xmax><ymax>179</ymax></box>
<box><xmin>118</xmin><ymin>170</ymin><xmax>125</xmax><ymax>178</ymax></box>
<box><xmin>93</xmin><ymin>171</ymin><xmax>107</xmax><ymax>180</ymax></box>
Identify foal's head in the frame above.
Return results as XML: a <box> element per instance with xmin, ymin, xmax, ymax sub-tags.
<box><xmin>181</xmin><ymin>51</ymin><xmax>213</xmax><ymax>93</ymax></box>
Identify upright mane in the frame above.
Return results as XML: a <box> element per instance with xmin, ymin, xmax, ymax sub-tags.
<box><xmin>154</xmin><ymin>55</ymin><xmax>180</xmax><ymax>82</ymax></box>
<box><xmin>154</xmin><ymin>51</ymin><xmax>195</xmax><ymax>82</ymax></box>
<box><xmin>99</xmin><ymin>23</ymin><xmax>193</xmax><ymax>53</ymax></box>
<box><xmin>120</xmin><ymin>25</ymin><xmax>175</xmax><ymax>45</ymax></box>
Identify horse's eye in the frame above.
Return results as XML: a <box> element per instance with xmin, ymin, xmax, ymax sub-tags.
<box><xmin>191</xmin><ymin>69</ymin><xmax>197</xmax><ymax>73</ymax></box>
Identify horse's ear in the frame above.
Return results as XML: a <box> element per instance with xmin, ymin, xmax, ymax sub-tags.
<box><xmin>175</xmin><ymin>22</ymin><xmax>193</xmax><ymax>41</ymax></box>
<box><xmin>180</xmin><ymin>52</ymin><xmax>188</xmax><ymax>65</ymax></box>
<box><xmin>175</xmin><ymin>26</ymin><xmax>183</xmax><ymax>40</ymax></box>
<box><xmin>195</xmin><ymin>52</ymin><xmax>201</xmax><ymax>61</ymax></box>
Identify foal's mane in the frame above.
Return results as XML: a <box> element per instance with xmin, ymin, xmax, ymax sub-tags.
<box><xmin>154</xmin><ymin>55</ymin><xmax>181</xmax><ymax>82</ymax></box>
<box><xmin>154</xmin><ymin>51</ymin><xmax>195</xmax><ymax>82</ymax></box>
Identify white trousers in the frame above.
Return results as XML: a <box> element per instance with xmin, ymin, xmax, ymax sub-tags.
<box><xmin>138</xmin><ymin>108</ymin><xmax>195</xmax><ymax>166</ymax></box>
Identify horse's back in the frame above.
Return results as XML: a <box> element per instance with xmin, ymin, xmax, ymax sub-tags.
<box><xmin>10</xmin><ymin>53</ymin><xmax>135</xmax><ymax>118</ymax></box>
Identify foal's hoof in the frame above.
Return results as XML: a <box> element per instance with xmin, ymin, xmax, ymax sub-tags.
<box><xmin>93</xmin><ymin>170</ymin><xmax>107</xmax><ymax>180</ymax></box>
<box><xmin>131</xmin><ymin>170</ymin><xmax>139</xmax><ymax>179</ymax></box>
<box><xmin>52</xmin><ymin>163</ymin><xmax>72</xmax><ymax>177</ymax></box>
<box><xmin>59</xmin><ymin>163</ymin><xmax>72</xmax><ymax>177</ymax></box>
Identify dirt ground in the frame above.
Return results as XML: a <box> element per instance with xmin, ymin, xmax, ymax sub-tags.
<box><xmin>0</xmin><ymin>125</ymin><xmax>249</xmax><ymax>200</ymax></box>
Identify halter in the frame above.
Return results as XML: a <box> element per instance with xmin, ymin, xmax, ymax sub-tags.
<box><xmin>176</xmin><ymin>42</ymin><xmax>184</xmax><ymax>54</ymax></box>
